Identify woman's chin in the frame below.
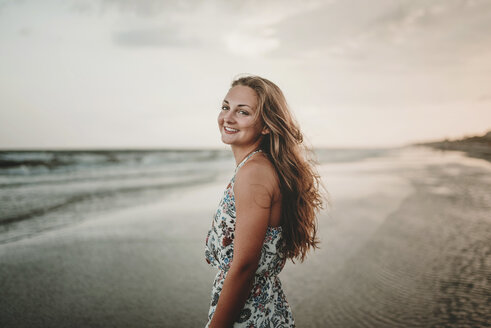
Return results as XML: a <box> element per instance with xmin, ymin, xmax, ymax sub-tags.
<box><xmin>221</xmin><ymin>136</ymin><xmax>233</xmax><ymax>145</ymax></box>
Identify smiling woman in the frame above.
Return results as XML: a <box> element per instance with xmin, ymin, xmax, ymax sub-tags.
<box><xmin>219</xmin><ymin>85</ymin><xmax>268</xmax><ymax>148</ymax></box>
<box><xmin>204</xmin><ymin>74</ymin><xmax>325</xmax><ymax>327</ymax></box>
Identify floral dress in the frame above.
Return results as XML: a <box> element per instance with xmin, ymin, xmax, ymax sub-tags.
<box><xmin>204</xmin><ymin>149</ymin><xmax>295</xmax><ymax>328</ymax></box>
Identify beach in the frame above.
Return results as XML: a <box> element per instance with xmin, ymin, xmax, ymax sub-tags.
<box><xmin>288</xmin><ymin>148</ymin><xmax>490</xmax><ymax>327</ymax></box>
<box><xmin>0</xmin><ymin>146</ymin><xmax>489</xmax><ymax>327</ymax></box>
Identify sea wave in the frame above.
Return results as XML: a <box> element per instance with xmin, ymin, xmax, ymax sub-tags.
<box><xmin>0</xmin><ymin>148</ymin><xmax>390</xmax><ymax>243</ymax></box>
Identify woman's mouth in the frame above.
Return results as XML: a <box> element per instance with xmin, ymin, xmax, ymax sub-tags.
<box><xmin>224</xmin><ymin>126</ymin><xmax>239</xmax><ymax>134</ymax></box>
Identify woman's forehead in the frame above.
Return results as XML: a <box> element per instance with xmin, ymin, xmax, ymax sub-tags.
<box><xmin>224</xmin><ymin>85</ymin><xmax>258</xmax><ymax>107</ymax></box>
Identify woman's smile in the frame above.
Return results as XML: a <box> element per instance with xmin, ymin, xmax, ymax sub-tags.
<box><xmin>224</xmin><ymin>126</ymin><xmax>239</xmax><ymax>134</ymax></box>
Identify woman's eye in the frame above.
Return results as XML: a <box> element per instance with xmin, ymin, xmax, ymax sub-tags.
<box><xmin>239</xmin><ymin>110</ymin><xmax>249</xmax><ymax>116</ymax></box>
<box><xmin>221</xmin><ymin>106</ymin><xmax>229</xmax><ymax>111</ymax></box>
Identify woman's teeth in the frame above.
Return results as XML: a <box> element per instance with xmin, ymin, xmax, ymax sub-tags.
<box><xmin>224</xmin><ymin>127</ymin><xmax>238</xmax><ymax>132</ymax></box>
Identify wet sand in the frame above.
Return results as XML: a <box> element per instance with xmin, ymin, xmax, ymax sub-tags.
<box><xmin>1</xmin><ymin>146</ymin><xmax>489</xmax><ymax>327</ymax></box>
<box><xmin>0</xmin><ymin>184</ymin><xmax>221</xmax><ymax>327</ymax></box>
<box><xmin>288</xmin><ymin>148</ymin><xmax>491</xmax><ymax>327</ymax></box>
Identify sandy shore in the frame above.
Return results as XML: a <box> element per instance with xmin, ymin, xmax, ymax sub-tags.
<box><xmin>0</xmin><ymin>183</ymin><xmax>222</xmax><ymax>327</ymax></box>
<box><xmin>1</xmin><ymin>146</ymin><xmax>489</xmax><ymax>327</ymax></box>
<box><xmin>288</xmin><ymin>147</ymin><xmax>491</xmax><ymax>327</ymax></box>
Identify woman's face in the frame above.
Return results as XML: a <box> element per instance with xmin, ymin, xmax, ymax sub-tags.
<box><xmin>218</xmin><ymin>85</ymin><xmax>267</xmax><ymax>147</ymax></box>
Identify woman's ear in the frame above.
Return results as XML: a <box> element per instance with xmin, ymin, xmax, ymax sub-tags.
<box><xmin>261</xmin><ymin>126</ymin><xmax>270</xmax><ymax>135</ymax></box>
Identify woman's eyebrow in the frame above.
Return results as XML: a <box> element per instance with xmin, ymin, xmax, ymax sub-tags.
<box><xmin>223</xmin><ymin>99</ymin><xmax>252</xmax><ymax>108</ymax></box>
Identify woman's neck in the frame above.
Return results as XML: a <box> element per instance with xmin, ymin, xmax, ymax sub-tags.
<box><xmin>231</xmin><ymin>143</ymin><xmax>262</xmax><ymax>166</ymax></box>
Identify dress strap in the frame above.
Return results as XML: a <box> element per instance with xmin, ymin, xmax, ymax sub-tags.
<box><xmin>235</xmin><ymin>149</ymin><xmax>262</xmax><ymax>173</ymax></box>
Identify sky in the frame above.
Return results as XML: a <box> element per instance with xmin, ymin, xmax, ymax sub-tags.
<box><xmin>0</xmin><ymin>0</ymin><xmax>490</xmax><ymax>149</ymax></box>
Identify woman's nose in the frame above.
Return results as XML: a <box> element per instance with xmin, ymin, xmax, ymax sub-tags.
<box><xmin>223</xmin><ymin>110</ymin><xmax>235</xmax><ymax>123</ymax></box>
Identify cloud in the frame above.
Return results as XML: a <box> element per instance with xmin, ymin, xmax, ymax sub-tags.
<box><xmin>114</xmin><ymin>26</ymin><xmax>201</xmax><ymax>47</ymax></box>
<box><xmin>18</xmin><ymin>27</ymin><xmax>32</xmax><ymax>37</ymax></box>
<box><xmin>366</xmin><ymin>0</ymin><xmax>491</xmax><ymax>41</ymax></box>
<box><xmin>223</xmin><ymin>27</ymin><xmax>280</xmax><ymax>57</ymax></box>
<box><xmin>89</xmin><ymin>0</ymin><xmax>327</xmax><ymax>57</ymax></box>
<box><xmin>268</xmin><ymin>0</ymin><xmax>491</xmax><ymax>68</ymax></box>
<box><xmin>477</xmin><ymin>94</ymin><xmax>491</xmax><ymax>102</ymax></box>
<box><xmin>98</xmin><ymin>0</ymin><xmax>183</xmax><ymax>17</ymax></box>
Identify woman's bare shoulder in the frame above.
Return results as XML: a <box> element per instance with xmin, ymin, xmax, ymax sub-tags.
<box><xmin>235</xmin><ymin>153</ymin><xmax>279</xmax><ymax>191</ymax></box>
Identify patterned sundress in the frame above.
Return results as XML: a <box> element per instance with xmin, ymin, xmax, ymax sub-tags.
<box><xmin>204</xmin><ymin>149</ymin><xmax>295</xmax><ymax>328</ymax></box>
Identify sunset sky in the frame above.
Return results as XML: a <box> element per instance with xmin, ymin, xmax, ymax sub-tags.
<box><xmin>1</xmin><ymin>0</ymin><xmax>490</xmax><ymax>149</ymax></box>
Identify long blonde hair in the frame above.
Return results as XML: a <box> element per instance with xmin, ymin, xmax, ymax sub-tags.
<box><xmin>231</xmin><ymin>74</ymin><xmax>326</xmax><ymax>262</ymax></box>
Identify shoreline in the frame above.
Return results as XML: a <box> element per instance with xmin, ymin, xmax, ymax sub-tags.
<box><xmin>413</xmin><ymin>130</ymin><xmax>491</xmax><ymax>163</ymax></box>
<box><xmin>0</xmin><ymin>180</ymin><xmax>224</xmax><ymax>327</ymax></box>
<box><xmin>289</xmin><ymin>147</ymin><xmax>491</xmax><ymax>327</ymax></box>
<box><xmin>420</xmin><ymin>144</ymin><xmax>491</xmax><ymax>163</ymax></box>
<box><xmin>1</xmin><ymin>146</ymin><xmax>489</xmax><ymax>327</ymax></box>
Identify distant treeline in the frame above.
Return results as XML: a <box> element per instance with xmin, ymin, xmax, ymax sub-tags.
<box><xmin>414</xmin><ymin>130</ymin><xmax>491</xmax><ymax>162</ymax></box>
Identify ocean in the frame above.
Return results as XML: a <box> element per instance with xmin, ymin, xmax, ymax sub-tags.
<box><xmin>1</xmin><ymin>146</ymin><xmax>489</xmax><ymax>327</ymax></box>
<box><xmin>0</xmin><ymin>148</ymin><xmax>388</xmax><ymax>244</ymax></box>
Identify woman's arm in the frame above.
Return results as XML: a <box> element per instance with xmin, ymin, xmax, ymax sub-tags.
<box><xmin>208</xmin><ymin>160</ymin><xmax>275</xmax><ymax>328</ymax></box>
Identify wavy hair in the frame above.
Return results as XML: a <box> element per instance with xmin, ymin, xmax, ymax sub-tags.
<box><xmin>231</xmin><ymin>74</ymin><xmax>326</xmax><ymax>262</ymax></box>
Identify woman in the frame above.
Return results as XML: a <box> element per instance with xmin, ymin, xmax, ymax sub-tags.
<box><xmin>205</xmin><ymin>75</ymin><xmax>324</xmax><ymax>327</ymax></box>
